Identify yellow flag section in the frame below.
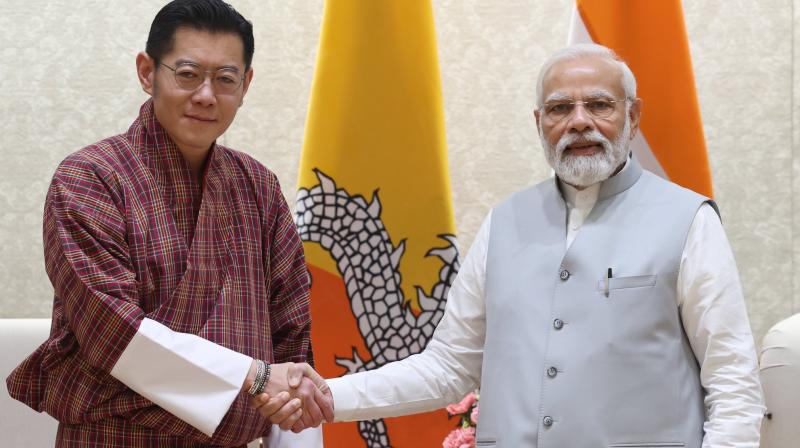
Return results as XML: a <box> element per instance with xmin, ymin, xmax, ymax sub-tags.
<box><xmin>295</xmin><ymin>1</ymin><xmax>458</xmax><ymax>447</ymax></box>
<box><xmin>569</xmin><ymin>0</ymin><xmax>713</xmax><ymax>197</ymax></box>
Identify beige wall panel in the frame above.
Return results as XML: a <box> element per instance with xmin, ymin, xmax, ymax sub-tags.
<box><xmin>0</xmin><ymin>0</ymin><xmax>794</xmax><ymax>343</ymax></box>
<box><xmin>221</xmin><ymin>1</ymin><xmax>323</xmax><ymax>193</ymax></box>
<box><xmin>684</xmin><ymin>0</ymin><xmax>793</xmax><ymax>342</ymax></box>
<box><xmin>433</xmin><ymin>0</ymin><xmax>571</xmax><ymax>255</ymax></box>
<box><xmin>794</xmin><ymin>0</ymin><xmax>800</xmax><ymax>322</ymax></box>
<box><xmin>0</xmin><ymin>1</ymin><xmax>156</xmax><ymax>317</ymax></box>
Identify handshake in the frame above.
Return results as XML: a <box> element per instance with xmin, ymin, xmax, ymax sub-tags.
<box><xmin>243</xmin><ymin>361</ymin><xmax>334</xmax><ymax>433</ymax></box>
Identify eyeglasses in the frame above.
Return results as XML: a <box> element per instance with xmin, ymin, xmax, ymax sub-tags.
<box><xmin>159</xmin><ymin>62</ymin><xmax>245</xmax><ymax>95</ymax></box>
<box><xmin>541</xmin><ymin>97</ymin><xmax>630</xmax><ymax>122</ymax></box>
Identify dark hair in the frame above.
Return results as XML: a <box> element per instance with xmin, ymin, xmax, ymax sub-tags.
<box><xmin>146</xmin><ymin>0</ymin><xmax>255</xmax><ymax>69</ymax></box>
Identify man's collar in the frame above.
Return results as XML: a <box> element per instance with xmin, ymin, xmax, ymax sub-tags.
<box><xmin>598</xmin><ymin>154</ymin><xmax>642</xmax><ymax>200</ymax></box>
<box><xmin>561</xmin><ymin>180</ymin><xmax>600</xmax><ymax>208</ymax></box>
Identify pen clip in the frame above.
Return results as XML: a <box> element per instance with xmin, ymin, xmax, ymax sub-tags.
<box><xmin>604</xmin><ymin>267</ymin><xmax>612</xmax><ymax>298</ymax></box>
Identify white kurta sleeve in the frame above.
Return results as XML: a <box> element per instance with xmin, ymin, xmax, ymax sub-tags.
<box><xmin>328</xmin><ymin>211</ymin><xmax>492</xmax><ymax>422</ymax></box>
<box><xmin>677</xmin><ymin>203</ymin><xmax>764</xmax><ymax>447</ymax></box>
<box><xmin>110</xmin><ymin>318</ymin><xmax>252</xmax><ymax>436</ymax></box>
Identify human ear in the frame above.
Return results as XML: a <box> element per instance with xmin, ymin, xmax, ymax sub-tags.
<box><xmin>136</xmin><ymin>52</ymin><xmax>156</xmax><ymax>96</ymax></box>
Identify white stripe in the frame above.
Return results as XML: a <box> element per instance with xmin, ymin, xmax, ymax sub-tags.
<box><xmin>567</xmin><ymin>7</ymin><xmax>592</xmax><ymax>45</ymax></box>
<box><xmin>566</xmin><ymin>6</ymin><xmax>669</xmax><ymax>180</ymax></box>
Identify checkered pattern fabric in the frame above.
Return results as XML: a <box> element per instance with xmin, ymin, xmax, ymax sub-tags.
<box><xmin>6</xmin><ymin>100</ymin><xmax>312</xmax><ymax>447</ymax></box>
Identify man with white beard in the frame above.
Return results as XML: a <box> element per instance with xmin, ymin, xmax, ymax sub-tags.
<box><xmin>255</xmin><ymin>44</ymin><xmax>764</xmax><ymax>448</ymax></box>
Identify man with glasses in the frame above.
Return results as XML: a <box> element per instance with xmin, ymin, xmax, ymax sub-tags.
<box><xmin>6</xmin><ymin>1</ymin><xmax>331</xmax><ymax>446</ymax></box>
<box><xmin>260</xmin><ymin>44</ymin><xmax>764</xmax><ymax>447</ymax></box>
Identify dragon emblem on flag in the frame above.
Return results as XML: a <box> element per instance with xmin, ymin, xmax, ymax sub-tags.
<box><xmin>295</xmin><ymin>169</ymin><xmax>460</xmax><ymax>447</ymax></box>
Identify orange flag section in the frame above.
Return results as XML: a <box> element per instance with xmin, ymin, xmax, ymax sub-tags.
<box><xmin>576</xmin><ymin>0</ymin><xmax>713</xmax><ymax>197</ymax></box>
<box><xmin>309</xmin><ymin>265</ymin><xmax>455</xmax><ymax>447</ymax></box>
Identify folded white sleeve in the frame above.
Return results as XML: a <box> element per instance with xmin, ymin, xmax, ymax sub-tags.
<box><xmin>110</xmin><ymin>318</ymin><xmax>253</xmax><ymax>436</ymax></box>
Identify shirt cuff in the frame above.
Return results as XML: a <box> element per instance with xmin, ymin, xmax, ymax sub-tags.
<box><xmin>327</xmin><ymin>376</ymin><xmax>362</xmax><ymax>422</ymax></box>
<box><xmin>110</xmin><ymin>318</ymin><xmax>252</xmax><ymax>436</ymax></box>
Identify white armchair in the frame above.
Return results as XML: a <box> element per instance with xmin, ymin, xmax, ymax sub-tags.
<box><xmin>759</xmin><ymin>313</ymin><xmax>800</xmax><ymax>447</ymax></box>
<box><xmin>0</xmin><ymin>319</ymin><xmax>59</xmax><ymax>446</ymax></box>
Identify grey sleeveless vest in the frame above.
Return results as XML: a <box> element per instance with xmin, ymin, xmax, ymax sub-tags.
<box><xmin>476</xmin><ymin>157</ymin><xmax>713</xmax><ymax>448</ymax></box>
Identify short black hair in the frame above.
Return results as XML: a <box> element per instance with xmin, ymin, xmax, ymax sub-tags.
<box><xmin>146</xmin><ymin>0</ymin><xmax>255</xmax><ymax>70</ymax></box>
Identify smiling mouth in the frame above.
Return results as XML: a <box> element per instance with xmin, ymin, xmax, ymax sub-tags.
<box><xmin>185</xmin><ymin>114</ymin><xmax>216</xmax><ymax>122</ymax></box>
<box><xmin>565</xmin><ymin>141</ymin><xmax>603</xmax><ymax>155</ymax></box>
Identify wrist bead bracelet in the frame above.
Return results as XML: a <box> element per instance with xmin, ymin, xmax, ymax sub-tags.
<box><xmin>248</xmin><ymin>360</ymin><xmax>267</xmax><ymax>396</ymax></box>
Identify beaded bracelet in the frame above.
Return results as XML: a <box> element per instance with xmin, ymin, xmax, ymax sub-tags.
<box><xmin>248</xmin><ymin>360</ymin><xmax>267</xmax><ymax>396</ymax></box>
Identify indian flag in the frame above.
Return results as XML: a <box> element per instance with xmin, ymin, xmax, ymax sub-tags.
<box><xmin>294</xmin><ymin>0</ymin><xmax>458</xmax><ymax>446</ymax></box>
<box><xmin>569</xmin><ymin>0</ymin><xmax>713</xmax><ymax>197</ymax></box>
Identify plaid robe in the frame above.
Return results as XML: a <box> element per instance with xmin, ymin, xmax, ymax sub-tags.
<box><xmin>6</xmin><ymin>100</ymin><xmax>312</xmax><ymax>447</ymax></box>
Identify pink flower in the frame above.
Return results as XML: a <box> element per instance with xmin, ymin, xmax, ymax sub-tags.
<box><xmin>470</xmin><ymin>403</ymin><xmax>479</xmax><ymax>425</ymax></box>
<box><xmin>446</xmin><ymin>392</ymin><xmax>477</xmax><ymax>415</ymax></box>
<box><xmin>442</xmin><ymin>427</ymin><xmax>476</xmax><ymax>448</ymax></box>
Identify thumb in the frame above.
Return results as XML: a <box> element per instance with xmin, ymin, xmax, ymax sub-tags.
<box><xmin>287</xmin><ymin>363</ymin><xmax>303</xmax><ymax>388</ymax></box>
<box><xmin>299</xmin><ymin>363</ymin><xmax>329</xmax><ymax>393</ymax></box>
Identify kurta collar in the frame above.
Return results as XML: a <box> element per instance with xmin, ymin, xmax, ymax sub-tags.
<box><xmin>597</xmin><ymin>154</ymin><xmax>642</xmax><ymax>201</ymax></box>
<box><xmin>560</xmin><ymin>181</ymin><xmax>600</xmax><ymax>208</ymax></box>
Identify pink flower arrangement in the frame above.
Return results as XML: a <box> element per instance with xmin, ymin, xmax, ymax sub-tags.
<box><xmin>443</xmin><ymin>390</ymin><xmax>480</xmax><ymax>448</ymax></box>
<box><xmin>443</xmin><ymin>427</ymin><xmax>475</xmax><ymax>448</ymax></box>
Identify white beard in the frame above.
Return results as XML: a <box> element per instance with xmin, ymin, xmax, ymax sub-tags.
<box><xmin>540</xmin><ymin>118</ymin><xmax>631</xmax><ymax>188</ymax></box>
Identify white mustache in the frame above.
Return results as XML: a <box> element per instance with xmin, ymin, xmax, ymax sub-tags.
<box><xmin>555</xmin><ymin>130</ymin><xmax>612</xmax><ymax>158</ymax></box>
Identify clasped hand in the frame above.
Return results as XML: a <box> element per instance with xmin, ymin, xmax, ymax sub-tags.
<box><xmin>248</xmin><ymin>362</ymin><xmax>333</xmax><ymax>432</ymax></box>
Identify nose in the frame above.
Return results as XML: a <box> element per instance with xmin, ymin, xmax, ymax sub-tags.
<box><xmin>191</xmin><ymin>76</ymin><xmax>217</xmax><ymax>107</ymax></box>
<box><xmin>566</xmin><ymin>102</ymin><xmax>593</xmax><ymax>133</ymax></box>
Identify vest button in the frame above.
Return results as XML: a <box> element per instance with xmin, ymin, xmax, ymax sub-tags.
<box><xmin>547</xmin><ymin>366</ymin><xmax>558</xmax><ymax>378</ymax></box>
<box><xmin>543</xmin><ymin>416</ymin><xmax>554</xmax><ymax>427</ymax></box>
<box><xmin>553</xmin><ymin>318</ymin><xmax>564</xmax><ymax>330</ymax></box>
<box><xmin>559</xmin><ymin>269</ymin><xmax>570</xmax><ymax>281</ymax></box>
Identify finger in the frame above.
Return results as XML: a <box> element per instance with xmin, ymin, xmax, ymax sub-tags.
<box><xmin>301</xmin><ymin>383</ymin><xmax>325</xmax><ymax>425</ymax></box>
<box><xmin>279</xmin><ymin>408</ymin><xmax>304</xmax><ymax>431</ymax></box>
<box><xmin>303</xmin><ymin>397</ymin><xmax>324</xmax><ymax>427</ymax></box>
<box><xmin>265</xmin><ymin>398</ymin><xmax>301</xmax><ymax>424</ymax></box>
<box><xmin>295</xmin><ymin>378</ymin><xmax>325</xmax><ymax>423</ymax></box>
<box><xmin>291</xmin><ymin>418</ymin><xmax>307</xmax><ymax>433</ymax></box>
<box><xmin>314</xmin><ymin>384</ymin><xmax>335</xmax><ymax>422</ymax></box>
<box><xmin>297</xmin><ymin>363</ymin><xmax>328</xmax><ymax>392</ymax></box>
<box><xmin>297</xmin><ymin>385</ymin><xmax>316</xmax><ymax>429</ymax></box>
<box><xmin>249</xmin><ymin>392</ymin><xmax>270</xmax><ymax>409</ymax></box>
<box><xmin>299</xmin><ymin>406</ymin><xmax>314</xmax><ymax>429</ymax></box>
<box><xmin>254</xmin><ymin>392</ymin><xmax>290</xmax><ymax>417</ymax></box>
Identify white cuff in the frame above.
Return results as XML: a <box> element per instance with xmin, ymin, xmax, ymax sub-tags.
<box><xmin>328</xmin><ymin>376</ymin><xmax>362</xmax><ymax>422</ymax></box>
<box><xmin>110</xmin><ymin>318</ymin><xmax>252</xmax><ymax>436</ymax></box>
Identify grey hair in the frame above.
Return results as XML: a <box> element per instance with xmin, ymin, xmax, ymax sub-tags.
<box><xmin>535</xmin><ymin>43</ymin><xmax>637</xmax><ymax>108</ymax></box>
